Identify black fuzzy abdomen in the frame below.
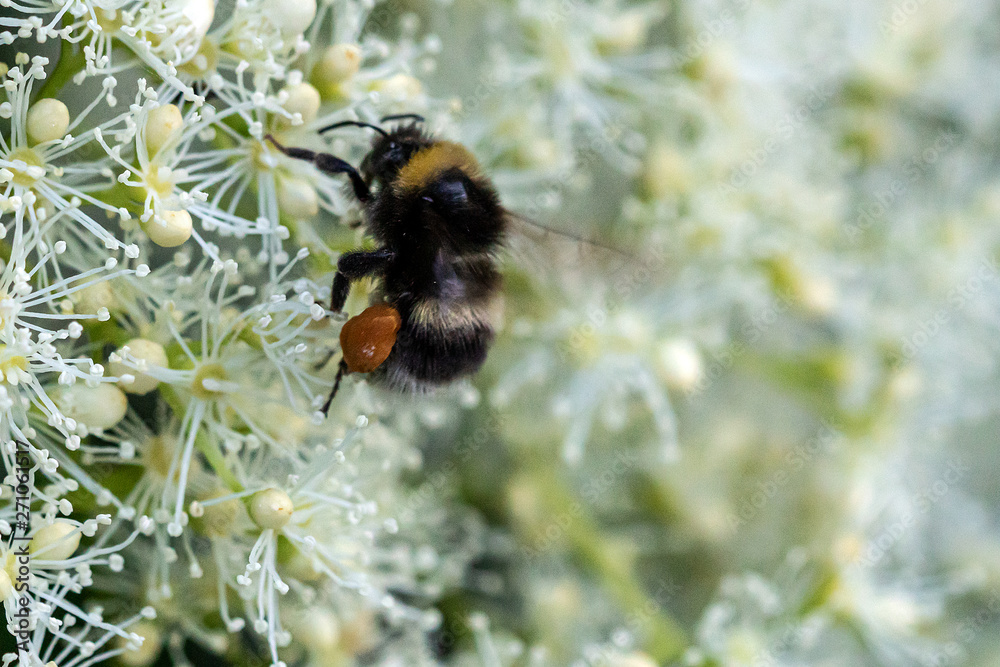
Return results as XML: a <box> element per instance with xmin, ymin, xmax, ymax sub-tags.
<box><xmin>375</xmin><ymin>296</ymin><xmax>497</xmax><ymax>392</ymax></box>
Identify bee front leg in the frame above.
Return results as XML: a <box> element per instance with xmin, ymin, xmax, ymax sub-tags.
<box><xmin>330</xmin><ymin>272</ymin><xmax>352</xmax><ymax>313</ymax></box>
<box><xmin>321</xmin><ymin>359</ymin><xmax>350</xmax><ymax>416</ymax></box>
<box><xmin>330</xmin><ymin>248</ymin><xmax>396</xmax><ymax>312</ymax></box>
<box><xmin>265</xmin><ymin>135</ymin><xmax>371</xmax><ymax>203</ymax></box>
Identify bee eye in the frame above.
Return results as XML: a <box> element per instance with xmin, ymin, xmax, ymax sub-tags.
<box><xmin>435</xmin><ymin>179</ymin><xmax>468</xmax><ymax>205</ymax></box>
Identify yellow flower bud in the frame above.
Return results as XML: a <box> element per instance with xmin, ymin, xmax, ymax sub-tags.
<box><xmin>145</xmin><ymin>104</ymin><xmax>183</xmax><ymax>156</ymax></box>
<box><xmin>313</xmin><ymin>44</ymin><xmax>361</xmax><ymax>97</ymax></box>
<box><xmin>59</xmin><ymin>384</ymin><xmax>129</xmax><ymax>431</ymax></box>
<box><xmin>278</xmin><ymin>82</ymin><xmax>321</xmax><ymax>127</ymax></box>
<box><xmin>146</xmin><ymin>209</ymin><xmax>193</xmax><ymax>247</ymax></box>
<box><xmin>656</xmin><ymin>338</ymin><xmax>703</xmax><ymax>392</ymax></box>
<box><xmin>111</xmin><ymin>338</ymin><xmax>168</xmax><ymax>395</ymax></box>
<box><xmin>264</xmin><ymin>0</ymin><xmax>315</xmax><ymax>34</ymax></box>
<box><xmin>643</xmin><ymin>142</ymin><xmax>691</xmax><ymax>200</ymax></box>
<box><xmin>27</xmin><ymin>99</ymin><xmax>70</xmax><ymax>145</ymax></box>
<box><xmin>116</xmin><ymin>621</ymin><xmax>162</xmax><ymax>666</ymax></box>
<box><xmin>30</xmin><ymin>520</ymin><xmax>81</xmax><ymax>561</ymax></box>
<box><xmin>370</xmin><ymin>74</ymin><xmax>422</xmax><ymax>101</ymax></box>
<box><xmin>250</xmin><ymin>488</ymin><xmax>294</xmax><ymax>530</ymax></box>
<box><xmin>180</xmin><ymin>0</ymin><xmax>215</xmax><ymax>40</ymax></box>
<box><xmin>276</xmin><ymin>174</ymin><xmax>319</xmax><ymax>218</ymax></box>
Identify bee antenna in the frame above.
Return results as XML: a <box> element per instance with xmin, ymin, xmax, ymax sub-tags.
<box><xmin>319</xmin><ymin>120</ymin><xmax>389</xmax><ymax>137</ymax></box>
<box><xmin>380</xmin><ymin>113</ymin><xmax>425</xmax><ymax>124</ymax></box>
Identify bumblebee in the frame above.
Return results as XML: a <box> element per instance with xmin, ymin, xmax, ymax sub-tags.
<box><xmin>267</xmin><ymin>115</ymin><xmax>506</xmax><ymax>412</ymax></box>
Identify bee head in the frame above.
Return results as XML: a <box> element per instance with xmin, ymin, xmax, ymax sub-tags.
<box><xmin>317</xmin><ymin>117</ymin><xmax>432</xmax><ymax>188</ymax></box>
<box><xmin>361</xmin><ymin>125</ymin><xmax>431</xmax><ymax>186</ymax></box>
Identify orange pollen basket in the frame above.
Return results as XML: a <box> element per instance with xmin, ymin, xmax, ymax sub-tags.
<box><xmin>340</xmin><ymin>304</ymin><xmax>403</xmax><ymax>373</ymax></box>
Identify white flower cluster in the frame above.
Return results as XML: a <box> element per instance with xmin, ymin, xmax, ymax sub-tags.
<box><xmin>421</xmin><ymin>0</ymin><xmax>1000</xmax><ymax>665</ymax></box>
<box><xmin>0</xmin><ymin>1</ymin><xmax>475</xmax><ymax>666</ymax></box>
<box><xmin>1</xmin><ymin>0</ymin><xmax>998</xmax><ymax>666</ymax></box>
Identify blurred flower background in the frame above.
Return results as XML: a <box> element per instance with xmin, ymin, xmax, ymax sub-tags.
<box><xmin>0</xmin><ymin>0</ymin><xmax>999</xmax><ymax>665</ymax></box>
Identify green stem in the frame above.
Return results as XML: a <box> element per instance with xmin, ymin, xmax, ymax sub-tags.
<box><xmin>159</xmin><ymin>385</ymin><xmax>242</xmax><ymax>493</ymax></box>
<box><xmin>796</xmin><ymin>561</ymin><xmax>838</xmax><ymax>617</ymax></box>
<box><xmin>528</xmin><ymin>471</ymin><xmax>688</xmax><ymax>662</ymax></box>
<box><xmin>35</xmin><ymin>40</ymin><xmax>86</xmax><ymax>101</ymax></box>
<box><xmin>196</xmin><ymin>430</ymin><xmax>243</xmax><ymax>493</ymax></box>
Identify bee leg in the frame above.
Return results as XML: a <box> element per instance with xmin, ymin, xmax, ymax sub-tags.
<box><xmin>330</xmin><ymin>272</ymin><xmax>351</xmax><ymax>313</ymax></box>
<box><xmin>264</xmin><ymin>135</ymin><xmax>371</xmax><ymax>203</ymax></box>
<box><xmin>321</xmin><ymin>359</ymin><xmax>350</xmax><ymax>416</ymax></box>
<box><xmin>330</xmin><ymin>248</ymin><xmax>396</xmax><ymax>312</ymax></box>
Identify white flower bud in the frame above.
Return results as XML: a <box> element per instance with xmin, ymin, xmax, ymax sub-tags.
<box><xmin>609</xmin><ymin>653</ymin><xmax>659</xmax><ymax>667</ymax></box>
<box><xmin>193</xmin><ymin>490</ymin><xmax>241</xmax><ymax>537</ymax></box>
<box><xmin>264</xmin><ymin>0</ymin><xmax>315</xmax><ymax>35</ymax></box>
<box><xmin>110</xmin><ymin>339</ymin><xmax>168</xmax><ymax>395</ymax></box>
<box><xmin>146</xmin><ymin>210</ymin><xmax>193</xmax><ymax>247</ymax></box>
<box><xmin>656</xmin><ymin>338</ymin><xmax>703</xmax><ymax>392</ymax></box>
<box><xmin>74</xmin><ymin>281</ymin><xmax>114</xmax><ymax>314</ymax></box>
<box><xmin>596</xmin><ymin>10</ymin><xmax>654</xmax><ymax>54</ymax></box>
<box><xmin>58</xmin><ymin>383</ymin><xmax>129</xmax><ymax>431</ymax></box>
<box><xmin>371</xmin><ymin>74</ymin><xmax>422</xmax><ymax>101</ymax></box>
<box><xmin>116</xmin><ymin>621</ymin><xmax>162</xmax><ymax>666</ymax></box>
<box><xmin>250</xmin><ymin>488</ymin><xmax>294</xmax><ymax>530</ymax></box>
<box><xmin>180</xmin><ymin>0</ymin><xmax>215</xmax><ymax>40</ymax></box>
<box><xmin>643</xmin><ymin>142</ymin><xmax>690</xmax><ymax>200</ymax></box>
<box><xmin>314</xmin><ymin>44</ymin><xmax>361</xmax><ymax>94</ymax></box>
<box><xmin>292</xmin><ymin>609</ymin><xmax>340</xmax><ymax>651</ymax></box>
<box><xmin>0</xmin><ymin>568</ymin><xmax>12</xmax><ymax>602</ymax></box>
<box><xmin>533</xmin><ymin>580</ymin><xmax>582</xmax><ymax>624</ymax></box>
<box><xmin>797</xmin><ymin>274</ymin><xmax>838</xmax><ymax>316</ymax></box>
<box><xmin>505</xmin><ymin>477</ymin><xmax>544</xmax><ymax>527</ymax></box>
<box><xmin>30</xmin><ymin>520</ymin><xmax>81</xmax><ymax>561</ymax></box>
<box><xmin>276</xmin><ymin>175</ymin><xmax>319</xmax><ymax>218</ymax></box>
<box><xmin>145</xmin><ymin>104</ymin><xmax>183</xmax><ymax>156</ymax></box>
<box><xmin>279</xmin><ymin>82</ymin><xmax>321</xmax><ymax>127</ymax></box>
<box><xmin>517</xmin><ymin>137</ymin><xmax>559</xmax><ymax>168</ymax></box>
<box><xmin>888</xmin><ymin>366</ymin><xmax>922</xmax><ymax>402</ymax></box>
<box><xmin>26</xmin><ymin>98</ymin><xmax>70</xmax><ymax>145</ymax></box>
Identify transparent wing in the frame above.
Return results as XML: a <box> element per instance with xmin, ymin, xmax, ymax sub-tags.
<box><xmin>500</xmin><ymin>212</ymin><xmax>641</xmax><ymax>290</ymax></box>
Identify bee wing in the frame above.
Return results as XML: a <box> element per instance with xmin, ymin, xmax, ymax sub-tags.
<box><xmin>500</xmin><ymin>212</ymin><xmax>637</xmax><ymax>287</ymax></box>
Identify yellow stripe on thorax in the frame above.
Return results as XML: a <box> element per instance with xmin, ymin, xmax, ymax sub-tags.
<box><xmin>395</xmin><ymin>142</ymin><xmax>481</xmax><ymax>192</ymax></box>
